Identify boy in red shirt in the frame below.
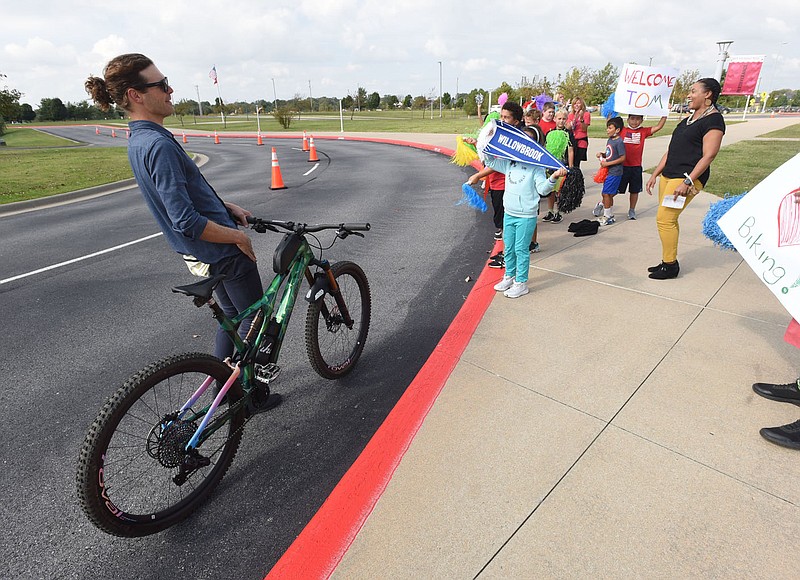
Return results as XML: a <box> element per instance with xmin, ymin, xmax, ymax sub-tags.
<box><xmin>539</xmin><ymin>102</ymin><xmax>557</xmax><ymax>135</ymax></box>
<box><xmin>617</xmin><ymin>114</ymin><xmax>666</xmax><ymax>219</ymax></box>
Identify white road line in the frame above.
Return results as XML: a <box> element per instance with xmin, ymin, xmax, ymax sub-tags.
<box><xmin>1</xmin><ymin>233</ymin><xmax>163</xmax><ymax>285</ymax></box>
<box><xmin>303</xmin><ymin>163</ymin><xmax>319</xmax><ymax>176</ymax></box>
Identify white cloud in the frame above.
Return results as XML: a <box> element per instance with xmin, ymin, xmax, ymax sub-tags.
<box><xmin>1</xmin><ymin>0</ymin><xmax>798</xmax><ymax>106</ymax></box>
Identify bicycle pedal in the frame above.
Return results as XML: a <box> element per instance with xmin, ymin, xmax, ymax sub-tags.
<box><xmin>255</xmin><ymin>363</ymin><xmax>281</xmax><ymax>384</ymax></box>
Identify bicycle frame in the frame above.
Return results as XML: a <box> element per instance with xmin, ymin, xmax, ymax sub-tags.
<box><xmin>176</xmin><ymin>236</ymin><xmax>319</xmax><ymax>451</ymax></box>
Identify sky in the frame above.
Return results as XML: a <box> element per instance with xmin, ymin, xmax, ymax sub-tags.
<box><xmin>2</xmin><ymin>0</ymin><xmax>798</xmax><ymax>108</ymax></box>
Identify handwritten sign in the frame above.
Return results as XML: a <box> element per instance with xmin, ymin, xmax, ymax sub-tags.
<box><xmin>613</xmin><ymin>63</ymin><xmax>678</xmax><ymax>116</ymax></box>
<box><xmin>717</xmin><ymin>153</ymin><xmax>800</xmax><ymax>321</ymax></box>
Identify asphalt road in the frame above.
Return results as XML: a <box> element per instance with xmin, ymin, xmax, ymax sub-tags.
<box><xmin>0</xmin><ymin>127</ymin><xmax>494</xmax><ymax>579</ymax></box>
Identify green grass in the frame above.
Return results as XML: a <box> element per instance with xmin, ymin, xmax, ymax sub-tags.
<box><xmin>705</xmin><ymin>140</ymin><xmax>800</xmax><ymax>196</ymax></box>
<box><xmin>0</xmin><ymin>148</ymin><xmax>132</xmax><ymax>204</ymax></box>
<box><xmin>759</xmin><ymin>123</ymin><xmax>800</xmax><ymax>138</ymax></box>
<box><xmin>1</xmin><ymin>127</ymin><xmax>82</xmax><ymax>147</ymax></box>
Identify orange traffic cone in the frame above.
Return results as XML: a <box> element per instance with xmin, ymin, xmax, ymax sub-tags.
<box><xmin>307</xmin><ymin>136</ymin><xmax>319</xmax><ymax>162</ymax></box>
<box><xmin>302</xmin><ymin>131</ymin><xmax>309</xmax><ymax>151</ymax></box>
<box><xmin>214</xmin><ymin>131</ymin><xmax>220</xmax><ymax>144</ymax></box>
<box><xmin>95</xmin><ymin>127</ymin><xmax>100</xmax><ymax>135</ymax></box>
<box><xmin>270</xmin><ymin>148</ymin><xmax>287</xmax><ymax>190</ymax></box>
<box><xmin>182</xmin><ymin>132</ymin><xmax>188</xmax><ymax>143</ymax></box>
<box><xmin>257</xmin><ymin>133</ymin><xmax>263</xmax><ymax>146</ymax></box>
<box><xmin>111</xmin><ymin>129</ymin><xmax>117</xmax><ymax>138</ymax></box>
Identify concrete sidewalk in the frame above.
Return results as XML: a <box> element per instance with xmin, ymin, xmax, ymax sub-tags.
<box><xmin>331</xmin><ymin>117</ymin><xmax>800</xmax><ymax>578</ymax></box>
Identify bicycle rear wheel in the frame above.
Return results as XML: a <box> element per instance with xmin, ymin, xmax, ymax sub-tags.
<box><xmin>305</xmin><ymin>261</ymin><xmax>371</xmax><ymax>379</ymax></box>
<box><xmin>76</xmin><ymin>352</ymin><xmax>245</xmax><ymax>537</ymax></box>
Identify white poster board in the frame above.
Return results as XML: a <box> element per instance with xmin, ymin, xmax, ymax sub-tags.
<box><xmin>717</xmin><ymin>153</ymin><xmax>800</xmax><ymax>321</ymax></box>
<box><xmin>613</xmin><ymin>63</ymin><xmax>679</xmax><ymax>117</ymax></box>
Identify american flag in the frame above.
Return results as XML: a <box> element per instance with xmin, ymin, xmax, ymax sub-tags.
<box><xmin>209</xmin><ymin>66</ymin><xmax>218</xmax><ymax>84</ymax></box>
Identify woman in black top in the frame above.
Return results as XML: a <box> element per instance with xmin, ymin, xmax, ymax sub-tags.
<box><xmin>645</xmin><ymin>78</ymin><xmax>726</xmax><ymax>279</ymax></box>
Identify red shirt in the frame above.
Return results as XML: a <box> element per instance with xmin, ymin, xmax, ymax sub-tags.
<box><xmin>539</xmin><ymin>119</ymin><xmax>556</xmax><ymax>135</ymax></box>
<box><xmin>486</xmin><ymin>168</ymin><xmax>505</xmax><ymax>190</ymax></box>
<box><xmin>620</xmin><ymin>126</ymin><xmax>654</xmax><ymax>167</ymax></box>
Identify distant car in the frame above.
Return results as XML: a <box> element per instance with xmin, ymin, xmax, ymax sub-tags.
<box><xmin>717</xmin><ymin>105</ymin><xmax>731</xmax><ymax>114</ymax></box>
<box><xmin>671</xmin><ymin>103</ymin><xmax>690</xmax><ymax>113</ymax></box>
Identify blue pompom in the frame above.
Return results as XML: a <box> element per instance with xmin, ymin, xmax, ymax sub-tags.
<box><xmin>702</xmin><ymin>193</ymin><xmax>746</xmax><ymax>251</ymax></box>
<box><xmin>600</xmin><ymin>93</ymin><xmax>617</xmax><ymax>119</ymax></box>
<box><xmin>457</xmin><ymin>183</ymin><xmax>488</xmax><ymax>212</ymax></box>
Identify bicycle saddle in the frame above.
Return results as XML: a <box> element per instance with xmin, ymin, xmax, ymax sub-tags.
<box><xmin>171</xmin><ymin>274</ymin><xmax>226</xmax><ymax>301</ymax></box>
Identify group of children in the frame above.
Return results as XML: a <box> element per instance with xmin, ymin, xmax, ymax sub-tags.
<box><xmin>469</xmin><ymin>99</ymin><xmax>667</xmax><ymax>299</ymax></box>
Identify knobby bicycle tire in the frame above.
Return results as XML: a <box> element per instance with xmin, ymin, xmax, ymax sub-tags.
<box><xmin>305</xmin><ymin>261</ymin><xmax>371</xmax><ymax>379</ymax></box>
<box><xmin>76</xmin><ymin>352</ymin><xmax>245</xmax><ymax>537</ymax></box>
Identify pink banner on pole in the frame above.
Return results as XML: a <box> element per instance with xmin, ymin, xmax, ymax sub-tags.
<box><xmin>721</xmin><ymin>58</ymin><xmax>764</xmax><ymax>95</ymax></box>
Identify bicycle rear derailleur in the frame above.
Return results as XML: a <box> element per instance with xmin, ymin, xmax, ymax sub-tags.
<box><xmin>173</xmin><ymin>448</ymin><xmax>211</xmax><ymax>486</ymax></box>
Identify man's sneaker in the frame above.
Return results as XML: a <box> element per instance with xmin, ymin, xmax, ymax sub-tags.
<box><xmin>490</xmin><ymin>251</ymin><xmax>504</xmax><ymax>261</ymax></box>
<box><xmin>628</xmin><ymin>209</ymin><xmax>636</xmax><ymax>220</ymax></box>
<box><xmin>504</xmin><ymin>281</ymin><xmax>529</xmax><ymax>298</ymax></box>
<box><xmin>493</xmin><ymin>275</ymin><xmax>515</xmax><ymax>292</ymax></box>
<box><xmin>494</xmin><ymin>229</ymin><xmax>503</xmax><ymax>240</ymax></box>
<box><xmin>599</xmin><ymin>216</ymin><xmax>616</xmax><ymax>226</ymax></box>
<box><xmin>752</xmin><ymin>379</ymin><xmax>800</xmax><ymax>406</ymax></box>
<box><xmin>592</xmin><ymin>202</ymin><xmax>604</xmax><ymax>217</ymax></box>
<box><xmin>530</xmin><ymin>242</ymin><xmax>540</xmax><ymax>253</ymax></box>
<box><xmin>759</xmin><ymin>419</ymin><xmax>800</xmax><ymax>450</ymax></box>
<box><xmin>543</xmin><ymin>211</ymin><xmax>555</xmax><ymax>222</ymax></box>
<box><xmin>488</xmin><ymin>257</ymin><xmax>505</xmax><ymax>269</ymax></box>
<box><xmin>551</xmin><ymin>213</ymin><xmax>563</xmax><ymax>223</ymax></box>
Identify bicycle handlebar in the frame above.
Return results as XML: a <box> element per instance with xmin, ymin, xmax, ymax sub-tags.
<box><xmin>246</xmin><ymin>216</ymin><xmax>370</xmax><ymax>236</ymax></box>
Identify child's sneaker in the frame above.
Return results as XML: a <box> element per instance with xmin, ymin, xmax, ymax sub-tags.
<box><xmin>592</xmin><ymin>202</ymin><xmax>604</xmax><ymax>217</ymax></box>
<box><xmin>490</xmin><ymin>251</ymin><xmax>504</xmax><ymax>260</ymax></box>
<box><xmin>488</xmin><ymin>256</ymin><xmax>505</xmax><ymax>269</ymax></box>
<box><xmin>494</xmin><ymin>276</ymin><xmax>515</xmax><ymax>292</ymax></box>
<box><xmin>503</xmin><ymin>281</ymin><xmax>529</xmax><ymax>298</ymax></box>
<box><xmin>551</xmin><ymin>212</ymin><xmax>563</xmax><ymax>223</ymax></box>
<box><xmin>493</xmin><ymin>229</ymin><xmax>503</xmax><ymax>240</ymax></box>
<box><xmin>542</xmin><ymin>211</ymin><xmax>555</xmax><ymax>222</ymax></box>
<box><xmin>529</xmin><ymin>242</ymin><xmax>540</xmax><ymax>253</ymax></box>
<box><xmin>599</xmin><ymin>216</ymin><xmax>616</xmax><ymax>226</ymax></box>
<box><xmin>628</xmin><ymin>209</ymin><xmax>636</xmax><ymax>220</ymax></box>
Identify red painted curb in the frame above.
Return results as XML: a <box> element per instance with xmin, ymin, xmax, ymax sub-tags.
<box><xmin>265</xmin><ymin>142</ymin><xmax>498</xmax><ymax>579</ymax></box>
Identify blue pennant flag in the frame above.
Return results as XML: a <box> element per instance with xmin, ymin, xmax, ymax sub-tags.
<box><xmin>480</xmin><ymin>120</ymin><xmax>565</xmax><ymax>170</ymax></box>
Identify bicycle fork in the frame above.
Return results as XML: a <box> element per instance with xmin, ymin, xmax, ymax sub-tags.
<box><xmin>305</xmin><ymin>262</ymin><xmax>355</xmax><ymax>328</ymax></box>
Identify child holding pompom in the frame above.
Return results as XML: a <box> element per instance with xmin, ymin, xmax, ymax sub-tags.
<box><xmin>542</xmin><ymin>110</ymin><xmax>575</xmax><ymax>224</ymax></box>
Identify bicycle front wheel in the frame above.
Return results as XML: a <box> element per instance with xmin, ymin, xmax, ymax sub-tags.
<box><xmin>305</xmin><ymin>261</ymin><xmax>371</xmax><ymax>379</ymax></box>
<box><xmin>76</xmin><ymin>352</ymin><xmax>245</xmax><ymax>537</ymax></box>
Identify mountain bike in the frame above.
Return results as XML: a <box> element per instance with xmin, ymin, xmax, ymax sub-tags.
<box><xmin>76</xmin><ymin>218</ymin><xmax>371</xmax><ymax>537</ymax></box>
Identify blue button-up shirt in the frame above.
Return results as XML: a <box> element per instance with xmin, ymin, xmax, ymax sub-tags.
<box><xmin>127</xmin><ymin>120</ymin><xmax>240</xmax><ymax>265</ymax></box>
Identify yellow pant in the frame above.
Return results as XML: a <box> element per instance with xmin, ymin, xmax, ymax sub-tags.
<box><xmin>656</xmin><ymin>177</ymin><xmax>703</xmax><ymax>263</ymax></box>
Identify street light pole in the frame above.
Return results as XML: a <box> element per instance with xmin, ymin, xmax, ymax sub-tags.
<box><xmin>438</xmin><ymin>61</ymin><xmax>443</xmax><ymax>118</ymax></box>
<box><xmin>195</xmin><ymin>85</ymin><xmax>203</xmax><ymax>116</ymax></box>
<box><xmin>714</xmin><ymin>40</ymin><xmax>734</xmax><ymax>82</ymax></box>
<box><xmin>271</xmin><ymin>78</ymin><xmax>278</xmax><ymax>112</ymax></box>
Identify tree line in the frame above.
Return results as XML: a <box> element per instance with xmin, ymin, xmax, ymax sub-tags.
<box><xmin>3</xmin><ymin>63</ymin><xmax>800</xmax><ymax>136</ymax></box>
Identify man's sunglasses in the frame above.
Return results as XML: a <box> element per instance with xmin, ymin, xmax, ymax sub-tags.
<box><xmin>134</xmin><ymin>77</ymin><xmax>170</xmax><ymax>93</ymax></box>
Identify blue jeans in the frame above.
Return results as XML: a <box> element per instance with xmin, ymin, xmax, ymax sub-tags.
<box><xmin>210</xmin><ymin>252</ymin><xmax>264</xmax><ymax>360</ymax></box>
<box><xmin>503</xmin><ymin>214</ymin><xmax>537</xmax><ymax>284</ymax></box>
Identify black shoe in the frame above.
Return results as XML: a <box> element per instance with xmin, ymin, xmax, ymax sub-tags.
<box><xmin>752</xmin><ymin>380</ymin><xmax>800</xmax><ymax>406</ymax></box>
<box><xmin>648</xmin><ymin>261</ymin><xmax>680</xmax><ymax>279</ymax></box>
<box><xmin>493</xmin><ymin>229</ymin><xmax>503</xmax><ymax>241</ymax></box>
<box><xmin>647</xmin><ymin>260</ymin><xmax>680</xmax><ymax>273</ymax></box>
<box><xmin>488</xmin><ymin>257</ymin><xmax>505</xmax><ymax>269</ymax></box>
<box><xmin>542</xmin><ymin>211</ymin><xmax>555</xmax><ymax>222</ymax></box>
<box><xmin>248</xmin><ymin>392</ymin><xmax>283</xmax><ymax>417</ymax></box>
<box><xmin>490</xmin><ymin>251</ymin><xmax>504</xmax><ymax>260</ymax></box>
<box><xmin>551</xmin><ymin>213</ymin><xmax>563</xmax><ymax>223</ymax></box>
<box><xmin>759</xmin><ymin>419</ymin><xmax>800</xmax><ymax>450</ymax></box>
